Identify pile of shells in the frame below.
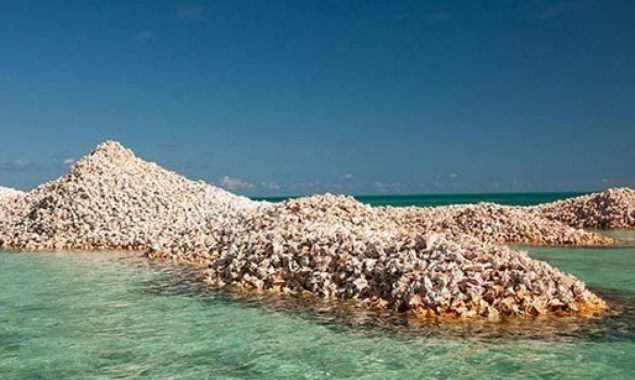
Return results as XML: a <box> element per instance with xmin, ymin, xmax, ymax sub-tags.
<box><xmin>0</xmin><ymin>186</ymin><xmax>23</xmax><ymax>200</ymax></box>
<box><xmin>384</xmin><ymin>203</ymin><xmax>613</xmax><ymax>246</ymax></box>
<box><xmin>0</xmin><ymin>141</ymin><xmax>614</xmax><ymax>319</ymax></box>
<box><xmin>199</xmin><ymin>194</ymin><xmax>605</xmax><ymax>319</ymax></box>
<box><xmin>0</xmin><ymin>141</ymin><xmax>258</xmax><ymax>252</ymax></box>
<box><xmin>535</xmin><ymin>188</ymin><xmax>635</xmax><ymax>229</ymax></box>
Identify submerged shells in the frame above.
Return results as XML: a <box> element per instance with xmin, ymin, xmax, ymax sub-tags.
<box><xmin>0</xmin><ymin>141</ymin><xmax>617</xmax><ymax>320</ymax></box>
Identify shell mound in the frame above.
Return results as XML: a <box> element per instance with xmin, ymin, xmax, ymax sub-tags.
<box><xmin>0</xmin><ymin>186</ymin><xmax>23</xmax><ymax>200</ymax></box>
<box><xmin>203</xmin><ymin>195</ymin><xmax>605</xmax><ymax>319</ymax></box>
<box><xmin>0</xmin><ymin>141</ymin><xmax>255</xmax><ymax>251</ymax></box>
<box><xmin>385</xmin><ymin>203</ymin><xmax>613</xmax><ymax>246</ymax></box>
<box><xmin>0</xmin><ymin>141</ymin><xmax>608</xmax><ymax>319</ymax></box>
<box><xmin>537</xmin><ymin>188</ymin><xmax>635</xmax><ymax>229</ymax></box>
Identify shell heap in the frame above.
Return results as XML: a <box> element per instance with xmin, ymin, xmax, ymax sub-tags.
<box><xmin>0</xmin><ymin>142</ymin><xmax>257</xmax><ymax>252</ymax></box>
<box><xmin>0</xmin><ymin>141</ymin><xmax>615</xmax><ymax>319</ymax></box>
<box><xmin>384</xmin><ymin>203</ymin><xmax>613</xmax><ymax>246</ymax></box>
<box><xmin>0</xmin><ymin>186</ymin><xmax>23</xmax><ymax>200</ymax></box>
<box><xmin>199</xmin><ymin>195</ymin><xmax>605</xmax><ymax>319</ymax></box>
<box><xmin>536</xmin><ymin>188</ymin><xmax>635</xmax><ymax>229</ymax></box>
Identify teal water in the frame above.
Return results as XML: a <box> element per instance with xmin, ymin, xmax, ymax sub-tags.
<box><xmin>1</xmin><ymin>193</ymin><xmax>634</xmax><ymax>379</ymax></box>
<box><xmin>1</xmin><ymin>243</ymin><xmax>635</xmax><ymax>379</ymax></box>
<box><xmin>257</xmin><ymin>191</ymin><xmax>587</xmax><ymax>207</ymax></box>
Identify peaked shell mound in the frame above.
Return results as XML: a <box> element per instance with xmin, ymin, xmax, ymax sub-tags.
<box><xmin>536</xmin><ymin>188</ymin><xmax>635</xmax><ymax>229</ymax></box>
<box><xmin>0</xmin><ymin>141</ymin><xmax>618</xmax><ymax>319</ymax></box>
<box><xmin>0</xmin><ymin>141</ymin><xmax>256</xmax><ymax>251</ymax></box>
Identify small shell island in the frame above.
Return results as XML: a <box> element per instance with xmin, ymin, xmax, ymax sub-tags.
<box><xmin>1</xmin><ymin>141</ymin><xmax>634</xmax><ymax>320</ymax></box>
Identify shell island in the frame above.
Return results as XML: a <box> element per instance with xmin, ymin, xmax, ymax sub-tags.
<box><xmin>1</xmin><ymin>142</ymin><xmax>634</xmax><ymax>320</ymax></box>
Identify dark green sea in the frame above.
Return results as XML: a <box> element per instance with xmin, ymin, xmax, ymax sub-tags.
<box><xmin>2</xmin><ymin>193</ymin><xmax>634</xmax><ymax>379</ymax></box>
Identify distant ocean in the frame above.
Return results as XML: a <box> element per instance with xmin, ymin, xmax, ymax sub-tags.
<box><xmin>256</xmin><ymin>192</ymin><xmax>587</xmax><ymax>207</ymax></box>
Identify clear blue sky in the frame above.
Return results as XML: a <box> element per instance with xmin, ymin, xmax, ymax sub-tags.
<box><xmin>1</xmin><ymin>0</ymin><xmax>633</xmax><ymax>196</ymax></box>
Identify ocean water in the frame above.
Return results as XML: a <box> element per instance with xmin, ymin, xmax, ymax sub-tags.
<box><xmin>1</xmin><ymin>194</ymin><xmax>634</xmax><ymax>379</ymax></box>
<box><xmin>258</xmin><ymin>191</ymin><xmax>587</xmax><ymax>207</ymax></box>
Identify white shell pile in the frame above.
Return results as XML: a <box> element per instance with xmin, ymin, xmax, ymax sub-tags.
<box><xmin>0</xmin><ymin>141</ymin><xmax>617</xmax><ymax>319</ymax></box>
<box><xmin>0</xmin><ymin>186</ymin><xmax>23</xmax><ymax>200</ymax></box>
<box><xmin>535</xmin><ymin>188</ymin><xmax>635</xmax><ymax>229</ymax></box>
<box><xmin>0</xmin><ymin>141</ymin><xmax>257</xmax><ymax>252</ymax></box>
<box><xmin>384</xmin><ymin>203</ymin><xmax>613</xmax><ymax>246</ymax></box>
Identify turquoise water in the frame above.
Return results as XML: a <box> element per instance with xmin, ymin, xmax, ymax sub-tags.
<box><xmin>1</xmin><ymin>193</ymin><xmax>634</xmax><ymax>379</ymax></box>
<box><xmin>258</xmin><ymin>191</ymin><xmax>587</xmax><ymax>207</ymax></box>
<box><xmin>2</xmin><ymin>244</ymin><xmax>635</xmax><ymax>379</ymax></box>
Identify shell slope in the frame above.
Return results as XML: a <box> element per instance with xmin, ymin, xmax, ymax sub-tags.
<box><xmin>537</xmin><ymin>188</ymin><xmax>635</xmax><ymax>229</ymax></box>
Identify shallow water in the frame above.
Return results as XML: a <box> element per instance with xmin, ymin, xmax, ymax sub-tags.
<box><xmin>594</xmin><ymin>229</ymin><xmax>635</xmax><ymax>246</ymax></box>
<box><xmin>1</xmin><ymin>237</ymin><xmax>635</xmax><ymax>379</ymax></box>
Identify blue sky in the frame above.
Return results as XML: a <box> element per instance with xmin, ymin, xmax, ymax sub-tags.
<box><xmin>0</xmin><ymin>0</ymin><xmax>633</xmax><ymax>196</ymax></box>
